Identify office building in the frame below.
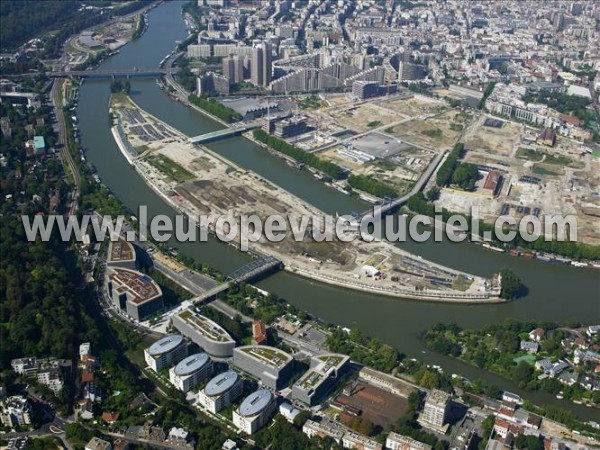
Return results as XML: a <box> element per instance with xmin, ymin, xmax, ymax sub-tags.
<box><xmin>1</xmin><ymin>396</ymin><xmax>32</xmax><ymax>428</ymax></box>
<box><xmin>292</xmin><ymin>353</ymin><xmax>349</xmax><ymax>406</ymax></box>
<box><xmin>187</xmin><ymin>44</ymin><xmax>211</xmax><ymax>58</ymax></box>
<box><xmin>106</xmin><ymin>236</ymin><xmax>136</xmax><ymax>269</ymax></box>
<box><xmin>197</xmin><ymin>72</ymin><xmax>230</xmax><ymax>95</ymax></box>
<box><xmin>251</xmin><ymin>42</ymin><xmax>272</xmax><ymax>87</ymax></box>
<box><xmin>273</xmin><ymin>117</ymin><xmax>308</xmax><ymax>138</ymax></box>
<box><xmin>352</xmin><ymin>80</ymin><xmax>380</xmax><ymax>100</ymax></box>
<box><xmin>343</xmin><ymin>432</ymin><xmax>383</xmax><ymax>450</ymax></box>
<box><xmin>233</xmin><ymin>345</ymin><xmax>294</xmax><ymax>390</ymax></box>
<box><xmin>397</xmin><ymin>62</ymin><xmax>427</xmax><ymax>82</ymax></box>
<box><xmin>418</xmin><ymin>389</ymin><xmax>451</xmax><ymax>430</ymax></box>
<box><xmin>144</xmin><ymin>335</ymin><xmax>187</xmax><ymax>372</ymax></box>
<box><xmin>232</xmin><ymin>389</ymin><xmax>276</xmax><ymax>434</ymax></box>
<box><xmin>222</xmin><ymin>55</ymin><xmax>244</xmax><ymax>83</ymax></box>
<box><xmin>172</xmin><ymin>309</ymin><xmax>236</xmax><ymax>358</ymax></box>
<box><xmin>105</xmin><ymin>267</ymin><xmax>164</xmax><ymax>321</ymax></box>
<box><xmin>169</xmin><ymin>353</ymin><xmax>213</xmax><ymax>392</ymax></box>
<box><xmin>302</xmin><ymin>418</ymin><xmax>345</xmax><ymax>444</ymax></box>
<box><xmin>386</xmin><ymin>432</ymin><xmax>433</xmax><ymax>450</ymax></box>
<box><xmin>198</xmin><ymin>370</ymin><xmax>243</xmax><ymax>413</ymax></box>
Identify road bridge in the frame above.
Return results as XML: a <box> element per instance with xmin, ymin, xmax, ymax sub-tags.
<box><xmin>189</xmin><ymin>255</ymin><xmax>283</xmax><ymax>305</ymax></box>
<box><xmin>47</xmin><ymin>68</ymin><xmax>170</xmax><ymax>78</ymax></box>
<box><xmin>189</xmin><ymin>122</ymin><xmax>261</xmax><ymax>144</ymax></box>
<box><xmin>360</xmin><ymin>150</ymin><xmax>446</xmax><ymax>218</ymax></box>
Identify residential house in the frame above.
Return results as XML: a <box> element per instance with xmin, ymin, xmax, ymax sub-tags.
<box><xmin>557</xmin><ymin>371</ymin><xmax>578</xmax><ymax>386</ymax></box>
<box><xmin>529</xmin><ymin>328</ymin><xmax>545</xmax><ymax>342</ymax></box>
<box><xmin>520</xmin><ymin>341</ymin><xmax>539</xmax><ymax>354</ymax></box>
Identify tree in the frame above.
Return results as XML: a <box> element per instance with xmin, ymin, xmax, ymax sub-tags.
<box><xmin>499</xmin><ymin>268</ymin><xmax>521</xmax><ymax>299</ymax></box>
<box><xmin>452</xmin><ymin>163</ymin><xmax>479</xmax><ymax>190</ymax></box>
<box><xmin>513</xmin><ymin>361</ymin><xmax>533</xmax><ymax>386</ymax></box>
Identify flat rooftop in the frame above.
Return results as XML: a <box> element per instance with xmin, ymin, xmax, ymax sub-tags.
<box><xmin>236</xmin><ymin>345</ymin><xmax>292</xmax><ymax>369</ymax></box>
<box><xmin>108</xmin><ymin>268</ymin><xmax>161</xmax><ymax>304</ymax></box>
<box><xmin>177</xmin><ymin>310</ymin><xmax>234</xmax><ymax>343</ymax></box>
<box><xmin>107</xmin><ymin>237</ymin><xmax>135</xmax><ymax>263</ymax></box>
<box><xmin>295</xmin><ymin>353</ymin><xmax>348</xmax><ymax>391</ymax></box>
<box><xmin>426</xmin><ymin>389</ymin><xmax>451</xmax><ymax>406</ymax></box>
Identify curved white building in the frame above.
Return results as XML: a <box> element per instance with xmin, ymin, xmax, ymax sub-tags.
<box><xmin>168</xmin><ymin>353</ymin><xmax>212</xmax><ymax>392</ymax></box>
<box><xmin>144</xmin><ymin>334</ymin><xmax>187</xmax><ymax>372</ymax></box>
<box><xmin>198</xmin><ymin>370</ymin><xmax>243</xmax><ymax>414</ymax></box>
<box><xmin>172</xmin><ymin>309</ymin><xmax>235</xmax><ymax>358</ymax></box>
<box><xmin>232</xmin><ymin>389</ymin><xmax>276</xmax><ymax>435</ymax></box>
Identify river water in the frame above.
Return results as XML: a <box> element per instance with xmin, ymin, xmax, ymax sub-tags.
<box><xmin>77</xmin><ymin>1</ymin><xmax>600</xmax><ymax>420</ymax></box>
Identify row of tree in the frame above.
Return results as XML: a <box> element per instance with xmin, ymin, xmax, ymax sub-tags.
<box><xmin>253</xmin><ymin>128</ymin><xmax>345</xmax><ymax>179</ymax></box>
<box><xmin>435</xmin><ymin>143</ymin><xmax>464</xmax><ymax>187</ymax></box>
<box><xmin>347</xmin><ymin>174</ymin><xmax>398</xmax><ymax>198</ymax></box>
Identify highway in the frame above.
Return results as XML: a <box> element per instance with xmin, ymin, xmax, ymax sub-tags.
<box><xmin>51</xmin><ymin>79</ymin><xmax>80</xmax><ymax>216</ymax></box>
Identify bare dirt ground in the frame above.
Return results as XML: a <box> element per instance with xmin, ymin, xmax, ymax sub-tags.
<box><xmin>335</xmin><ymin>382</ymin><xmax>408</xmax><ymax>428</ymax></box>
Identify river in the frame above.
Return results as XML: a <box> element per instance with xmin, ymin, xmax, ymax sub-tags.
<box><xmin>76</xmin><ymin>1</ymin><xmax>600</xmax><ymax>420</ymax></box>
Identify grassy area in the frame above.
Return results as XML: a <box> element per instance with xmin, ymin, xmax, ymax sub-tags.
<box><xmin>532</xmin><ymin>164</ymin><xmax>561</xmax><ymax>176</ymax></box>
<box><xmin>513</xmin><ymin>354</ymin><xmax>536</xmax><ymax>365</ymax></box>
<box><xmin>544</xmin><ymin>153</ymin><xmax>574</xmax><ymax>166</ymax></box>
<box><xmin>135</xmin><ymin>144</ymin><xmax>149</xmax><ymax>154</ymax></box>
<box><xmin>298</xmin><ymin>95</ymin><xmax>324</xmax><ymax>109</ymax></box>
<box><xmin>451</xmin><ymin>275</ymin><xmax>472</xmax><ymax>291</ymax></box>
<box><xmin>449</xmin><ymin>123</ymin><xmax>464</xmax><ymax>132</ymax></box>
<box><xmin>147</xmin><ymin>155</ymin><xmax>195</xmax><ymax>183</ymax></box>
<box><xmin>516</xmin><ymin>147</ymin><xmax>543</xmax><ymax>161</ymax></box>
<box><xmin>421</xmin><ymin>128</ymin><xmax>443</xmax><ymax>139</ymax></box>
<box><xmin>367</xmin><ymin>120</ymin><xmax>382</xmax><ymax>128</ymax></box>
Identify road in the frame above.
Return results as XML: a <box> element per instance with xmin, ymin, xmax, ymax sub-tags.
<box><xmin>51</xmin><ymin>79</ymin><xmax>80</xmax><ymax>216</ymax></box>
<box><xmin>361</xmin><ymin>149</ymin><xmax>447</xmax><ymax>217</ymax></box>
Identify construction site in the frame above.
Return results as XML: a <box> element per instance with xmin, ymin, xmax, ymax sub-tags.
<box><xmin>109</xmin><ymin>95</ymin><xmax>503</xmax><ymax>303</ymax></box>
<box><xmin>437</xmin><ymin>113</ymin><xmax>600</xmax><ymax>244</ymax></box>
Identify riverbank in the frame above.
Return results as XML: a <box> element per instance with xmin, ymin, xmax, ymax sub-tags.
<box><xmin>109</xmin><ymin>93</ymin><xmax>504</xmax><ymax>303</ymax></box>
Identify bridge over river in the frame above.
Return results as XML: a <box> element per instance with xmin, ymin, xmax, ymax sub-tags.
<box><xmin>188</xmin><ymin>255</ymin><xmax>283</xmax><ymax>305</ymax></box>
<box><xmin>47</xmin><ymin>67</ymin><xmax>171</xmax><ymax>78</ymax></box>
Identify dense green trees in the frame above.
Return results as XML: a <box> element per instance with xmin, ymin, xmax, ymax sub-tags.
<box><xmin>326</xmin><ymin>327</ymin><xmax>398</xmax><ymax>373</ymax></box>
<box><xmin>253</xmin><ymin>128</ymin><xmax>345</xmax><ymax>179</ymax></box>
<box><xmin>452</xmin><ymin>162</ymin><xmax>479</xmax><ymax>190</ymax></box>
<box><xmin>435</xmin><ymin>143</ymin><xmax>464</xmax><ymax>187</ymax></box>
<box><xmin>189</xmin><ymin>94</ymin><xmax>243</xmax><ymax>123</ymax></box>
<box><xmin>176</xmin><ymin>58</ymin><xmax>197</xmax><ymax>93</ymax></box>
<box><xmin>347</xmin><ymin>174</ymin><xmax>398</xmax><ymax>198</ymax></box>
<box><xmin>499</xmin><ymin>268</ymin><xmax>521</xmax><ymax>299</ymax></box>
<box><xmin>523</xmin><ymin>91</ymin><xmax>593</xmax><ymax>125</ymax></box>
<box><xmin>255</xmin><ymin>415</ymin><xmax>341</xmax><ymax>450</ymax></box>
<box><xmin>110</xmin><ymin>80</ymin><xmax>131</xmax><ymax>94</ymax></box>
